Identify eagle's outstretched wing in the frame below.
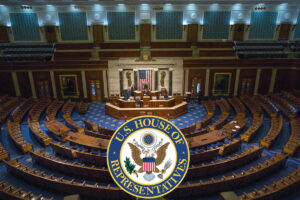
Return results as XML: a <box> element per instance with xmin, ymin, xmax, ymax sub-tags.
<box><xmin>155</xmin><ymin>142</ymin><xmax>170</xmax><ymax>166</ymax></box>
<box><xmin>128</xmin><ymin>142</ymin><xmax>143</xmax><ymax>166</ymax></box>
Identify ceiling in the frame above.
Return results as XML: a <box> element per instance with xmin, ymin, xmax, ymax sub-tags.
<box><xmin>1</xmin><ymin>0</ymin><xmax>300</xmax><ymax>6</ymax></box>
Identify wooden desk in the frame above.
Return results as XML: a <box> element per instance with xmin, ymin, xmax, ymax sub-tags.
<box><xmin>105</xmin><ymin>101</ymin><xmax>188</xmax><ymax>120</ymax></box>
<box><xmin>117</xmin><ymin>98</ymin><xmax>176</xmax><ymax>108</ymax></box>
<box><xmin>187</xmin><ymin>129</ymin><xmax>226</xmax><ymax>149</ymax></box>
<box><xmin>65</xmin><ymin>132</ymin><xmax>109</xmax><ymax>150</ymax></box>
<box><xmin>44</xmin><ymin>120</ymin><xmax>71</xmax><ymax>139</ymax></box>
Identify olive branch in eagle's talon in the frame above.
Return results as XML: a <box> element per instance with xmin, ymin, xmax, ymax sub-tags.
<box><xmin>124</xmin><ymin>157</ymin><xmax>138</xmax><ymax>177</ymax></box>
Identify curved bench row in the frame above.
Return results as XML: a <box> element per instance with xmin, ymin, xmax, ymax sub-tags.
<box><xmin>45</xmin><ymin>100</ymin><xmax>64</xmax><ymax>121</ymax></box>
<box><xmin>282</xmin><ymin>118</ymin><xmax>300</xmax><ymax>156</ymax></box>
<box><xmin>260</xmin><ymin>116</ymin><xmax>284</xmax><ymax>149</ymax></box>
<box><xmin>7</xmin><ymin>120</ymin><xmax>33</xmax><ymax>154</ymax></box>
<box><xmin>0</xmin><ymin>179</ymin><xmax>53</xmax><ymax>200</ymax></box>
<box><xmin>239</xmin><ymin>166</ymin><xmax>300</xmax><ymax>200</ymax></box>
<box><xmin>167</xmin><ymin>154</ymin><xmax>287</xmax><ymax>198</ymax></box>
<box><xmin>4</xmin><ymin>159</ymin><xmax>131</xmax><ymax>199</ymax></box>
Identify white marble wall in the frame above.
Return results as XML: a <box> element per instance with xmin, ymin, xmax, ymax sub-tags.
<box><xmin>108</xmin><ymin>58</ymin><xmax>184</xmax><ymax>96</ymax></box>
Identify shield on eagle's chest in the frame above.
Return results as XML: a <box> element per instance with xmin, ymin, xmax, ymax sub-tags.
<box><xmin>143</xmin><ymin>158</ymin><xmax>155</xmax><ymax>172</ymax></box>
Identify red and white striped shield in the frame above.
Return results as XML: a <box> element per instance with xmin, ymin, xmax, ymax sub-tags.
<box><xmin>143</xmin><ymin>158</ymin><xmax>155</xmax><ymax>172</ymax></box>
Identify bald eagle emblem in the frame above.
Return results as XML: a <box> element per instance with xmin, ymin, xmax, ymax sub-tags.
<box><xmin>125</xmin><ymin>137</ymin><xmax>172</xmax><ymax>182</ymax></box>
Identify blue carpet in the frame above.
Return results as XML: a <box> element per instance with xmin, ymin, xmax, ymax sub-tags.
<box><xmin>0</xmin><ymin>102</ymin><xmax>299</xmax><ymax>200</ymax></box>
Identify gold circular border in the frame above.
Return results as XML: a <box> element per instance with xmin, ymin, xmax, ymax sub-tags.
<box><xmin>142</xmin><ymin>133</ymin><xmax>155</xmax><ymax>146</ymax></box>
<box><xmin>120</xmin><ymin>128</ymin><xmax>177</xmax><ymax>186</ymax></box>
<box><xmin>107</xmin><ymin>116</ymin><xmax>190</xmax><ymax>199</ymax></box>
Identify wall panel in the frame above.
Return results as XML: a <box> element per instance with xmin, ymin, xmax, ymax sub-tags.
<box><xmin>44</xmin><ymin>25</ymin><xmax>57</xmax><ymax>43</ymax></box>
<box><xmin>249</xmin><ymin>12</ymin><xmax>277</xmax><ymax>39</ymax></box>
<box><xmin>187</xmin><ymin>24</ymin><xmax>198</xmax><ymax>45</ymax></box>
<box><xmin>17</xmin><ymin>72</ymin><xmax>32</xmax><ymax>98</ymax></box>
<box><xmin>258</xmin><ymin>69</ymin><xmax>272</xmax><ymax>94</ymax></box>
<box><xmin>209</xmin><ymin>69</ymin><xmax>236</xmax><ymax>96</ymax></box>
<box><xmin>93</xmin><ymin>25</ymin><xmax>104</xmax><ymax>46</ymax></box>
<box><xmin>203</xmin><ymin>11</ymin><xmax>230</xmax><ymax>39</ymax></box>
<box><xmin>238</xmin><ymin>69</ymin><xmax>257</xmax><ymax>95</ymax></box>
<box><xmin>0</xmin><ymin>72</ymin><xmax>15</xmax><ymax>96</ymax></box>
<box><xmin>140</xmin><ymin>24</ymin><xmax>151</xmax><ymax>46</ymax></box>
<box><xmin>188</xmin><ymin>69</ymin><xmax>206</xmax><ymax>96</ymax></box>
<box><xmin>32</xmin><ymin>71</ymin><xmax>52</xmax><ymax>98</ymax></box>
<box><xmin>107</xmin><ymin>12</ymin><xmax>135</xmax><ymax>40</ymax></box>
<box><xmin>0</xmin><ymin>26</ymin><xmax>10</xmax><ymax>43</ymax></box>
<box><xmin>10</xmin><ymin>13</ymin><xmax>40</xmax><ymax>41</ymax></box>
<box><xmin>156</xmin><ymin>12</ymin><xmax>183</xmax><ymax>39</ymax></box>
<box><xmin>85</xmin><ymin>71</ymin><xmax>104</xmax><ymax>101</ymax></box>
<box><xmin>54</xmin><ymin>71</ymin><xmax>83</xmax><ymax>99</ymax></box>
<box><xmin>59</xmin><ymin>12</ymin><xmax>88</xmax><ymax>41</ymax></box>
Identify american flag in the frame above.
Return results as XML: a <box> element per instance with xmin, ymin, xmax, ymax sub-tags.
<box><xmin>139</xmin><ymin>70</ymin><xmax>152</xmax><ymax>90</ymax></box>
<box><xmin>143</xmin><ymin>158</ymin><xmax>155</xmax><ymax>172</ymax></box>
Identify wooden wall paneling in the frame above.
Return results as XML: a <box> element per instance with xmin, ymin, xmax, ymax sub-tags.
<box><xmin>274</xmin><ymin>69</ymin><xmax>298</xmax><ymax>93</ymax></box>
<box><xmin>0</xmin><ymin>26</ymin><xmax>10</xmax><ymax>43</ymax></box>
<box><xmin>278</xmin><ymin>23</ymin><xmax>291</xmax><ymax>40</ymax></box>
<box><xmin>54</xmin><ymin>52</ymin><xmax>92</xmax><ymax>61</ymax></box>
<box><xmin>0</xmin><ymin>72</ymin><xmax>15</xmax><ymax>96</ymax></box>
<box><xmin>238</xmin><ymin>69</ymin><xmax>257</xmax><ymax>95</ymax></box>
<box><xmin>150</xmin><ymin>42</ymin><xmax>191</xmax><ymax>48</ymax></box>
<box><xmin>233</xmin><ymin>24</ymin><xmax>245</xmax><ymax>41</ymax></box>
<box><xmin>99</xmin><ymin>51</ymin><xmax>140</xmax><ymax>58</ymax></box>
<box><xmin>32</xmin><ymin>71</ymin><xmax>53</xmax><ymax>98</ymax></box>
<box><xmin>93</xmin><ymin>25</ymin><xmax>104</xmax><ymax>46</ymax></box>
<box><xmin>44</xmin><ymin>26</ymin><xmax>57</xmax><ymax>43</ymax></box>
<box><xmin>85</xmin><ymin>71</ymin><xmax>104</xmax><ymax>101</ymax></box>
<box><xmin>17</xmin><ymin>72</ymin><xmax>32</xmax><ymax>98</ymax></box>
<box><xmin>151</xmin><ymin>51</ymin><xmax>192</xmax><ymax>57</ymax></box>
<box><xmin>54</xmin><ymin>71</ymin><xmax>83</xmax><ymax>99</ymax></box>
<box><xmin>187</xmin><ymin>24</ymin><xmax>198</xmax><ymax>45</ymax></box>
<box><xmin>100</xmin><ymin>43</ymin><xmax>140</xmax><ymax>49</ymax></box>
<box><xmin>140</xmin><ymin>24</ymin><xmax>151</xmax><ymax>46</ymax></box>
<box><xmin>188</xmin><ymin>69</ymin><xmax>206</xmax><ymax>96</ymax></box>
<box><xmin>55</xmin><ymin>43</ymin><xmax>94</xmax><ymax>50</ymax></box>
<box><xmin>209</xmin><ymin>69</ymin><xmax>236</xmax><ymax>96</ymax></box>
<box><xmin>258</xmin><ymin>69</ymin><xmax>272</xmax><ymax>94</ymax></box>
<box><xmin>199</xmin><ymin>50</ymin><xmax>236</xmax><ymax>57</ymax></box>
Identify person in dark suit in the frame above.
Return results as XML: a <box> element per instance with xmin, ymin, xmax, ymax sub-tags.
<box><xmin>130</xmin><ymin>83</ymin><xmax>135</xmax><ymax>96</ymax></box>
<box><xmin>144</xmin><ymin>89</ymin><xmax>150</xmax><ymax>96</ymax></box>
<box><xmin>197</xmin><ymin>90</ymin><xmax>202</xmax><ymax>104</ymax></box>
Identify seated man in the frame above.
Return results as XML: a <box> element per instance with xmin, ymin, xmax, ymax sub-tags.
<box><xmin>144</xmin><ymin>89</ymin><xmax>150</xmax><ymax>96</ymax></box>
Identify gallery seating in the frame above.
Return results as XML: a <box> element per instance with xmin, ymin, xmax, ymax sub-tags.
<box><xmin>260</xmin><ymin>116</ymin><xmax>284</xmax><ymax>149</ymax></box>
<box><xmin>0</xmin><ymin>180</ymin><xmax>53</xmax><ymax>200</ymax></box>
<box><xmin>7</xmin><ymin>120</ymin><xmax>33</xmax><ymax>154</ymax></box>
<box><xmin>239</xmin><ymin>166</ymin><xmax>300</xmax><ymax>200</ymax></box>
<box><xmin>282</xmin><ymin>118</ymin><xmax>300</xmax><ymax>156</ymax></box>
